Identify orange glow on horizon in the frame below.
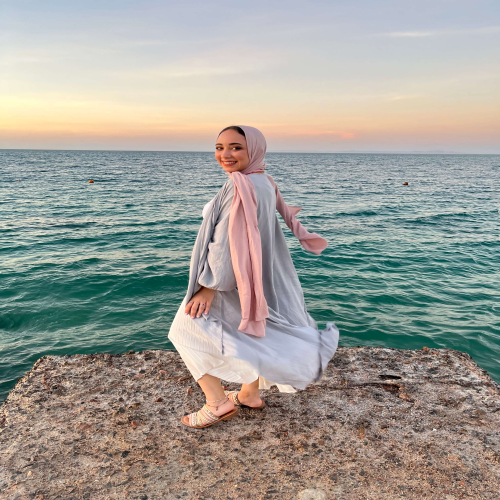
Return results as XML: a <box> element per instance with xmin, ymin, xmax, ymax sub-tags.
<box><xmin>1</xmin><ymin>93</ymin><xmax>499</xmax><ymax>152</ymax></box>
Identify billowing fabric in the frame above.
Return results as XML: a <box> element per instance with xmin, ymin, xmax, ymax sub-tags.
<box><xmin>225</xmin><ymin>125</ymin><xmax>327</xmax><ymax>337</ymax></box>
<box><xmin>173</xmin><ymin>336</ymin><xmax>298</xmax><ymax>393</ymax></box>
<box><xmin>265</xmin><ymin>175</ymin><xmax>328</xmax><ymax>255</ymax></box>
<box><xmin>167</xmin><ymin>173</ymin><xmax>339</xmax><ymax>391</ymax></box>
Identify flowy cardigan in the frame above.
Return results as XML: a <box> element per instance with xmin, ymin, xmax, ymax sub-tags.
<box><xmin>167</xmin><ymin>173</ymin><xmax>339</xmax><ymax>390</ymax></box>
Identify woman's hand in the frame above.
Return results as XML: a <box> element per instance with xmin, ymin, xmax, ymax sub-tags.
<box><xmin>185</xmin><ymin>287</ymin><xmax>216</xmax><ymax>318</ymax></box>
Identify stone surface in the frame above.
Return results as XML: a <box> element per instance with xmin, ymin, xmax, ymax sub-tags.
<box><xmin>0</xmin><ymin>346</ymin><xmax>499</xmax><ymax>499</ymax></box>
<box><xmin>297</xmin><ymin>488</ymin><xmax>329</xmax><ymax>499</ymax></box>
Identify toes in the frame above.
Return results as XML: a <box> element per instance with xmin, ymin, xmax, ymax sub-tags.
<box><xmin>181</xmin><ymin>414</ymin><xmax>194</xmax><ymax>426</ymax></box>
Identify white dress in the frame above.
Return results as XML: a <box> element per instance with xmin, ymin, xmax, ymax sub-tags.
<box><xmin>168</xmin><ymin>174</ymin><xmax>339</xmax><ymax>392</ymax></box>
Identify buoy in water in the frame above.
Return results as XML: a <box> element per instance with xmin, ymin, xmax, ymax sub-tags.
<box><xmin>89</xmin><ymin>180</ymin><xmax>94</xmax><ymax>183</ymax></box>
<box><xmin>403</xmin><ymin>182</ymin><xmax>408</xmax><ymax>185</ymax></box>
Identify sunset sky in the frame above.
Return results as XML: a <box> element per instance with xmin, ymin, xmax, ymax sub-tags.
<box><xmin>1</xmin><ymin>0</ymin><xmax>499</xmax><ymax>153</ymax></box>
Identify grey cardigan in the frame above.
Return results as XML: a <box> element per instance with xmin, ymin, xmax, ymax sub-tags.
<box><xmin>168</xmin><ymin>173</ymin><xmax>339</xmax><ymax>389</ymax></box>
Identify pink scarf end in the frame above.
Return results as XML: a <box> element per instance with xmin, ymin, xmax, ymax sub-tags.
<box><xmin>300</xmin><ymin>234</ymin><xmax>328</xmax><ymax>255</ymax></box>
<box><xmin>238</xmin><ymin>318</ymin><xmax>266</xmax><ymax>337</ymax></box>
<box><xmin>288</xmin><ymin>206</ymin><xmax>302</xmax><ymax>216</ymax></box>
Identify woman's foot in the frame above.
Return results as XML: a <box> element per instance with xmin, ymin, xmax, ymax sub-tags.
<box><xmin>181</xmin><ymin>397</ymin><xmax>238</xmax><ymax>428</ymax></box>
<box><xmin>225</xmin><ymin>390</ymin><xmax>265</xmax><ymax>409</ymax></box>
<box><xmin>236</xmin><ymin>392</ymin><xmax>264</xmax><ymax>408</ymax></box>
<box><xmin>237</xmin><ymin>379</ymin><xmax>265</xmax><ymax>409</ymax></box>
<box><xmin>209</xmin><ymin>397</ymin><xmax>235</xmax><ymax>417</ymax></box>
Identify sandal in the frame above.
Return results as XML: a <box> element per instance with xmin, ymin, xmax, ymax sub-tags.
<box><xmin>181</xmin><ymin>396</ymin><xmax>240</xmax><ymax>429</ymax></box>
<box><xmin>225</xmin><ymin>390</ymin><xmax>266</xmax><ymax>410</ymax></box>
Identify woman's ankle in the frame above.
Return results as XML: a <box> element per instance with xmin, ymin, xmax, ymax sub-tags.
<box><xmin>206</xmin><ymin>397</ymin><xmax>234</xmax><ymax>417</ymax></box>
<box><xmin>237</xmin><ymin>391</ymin><xmax>262</xmax><ymax>406</ymax></box>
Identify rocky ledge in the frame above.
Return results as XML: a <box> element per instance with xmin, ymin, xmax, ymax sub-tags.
<box><xmin>0</xmin><ymin>347</ymin><xmax>499</xmax><ymax>500</ymax></box>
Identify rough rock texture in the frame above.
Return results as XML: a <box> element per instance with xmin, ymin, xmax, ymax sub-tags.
<box><xmin>0</xmin><ymin>347</ymin><xmax>499</xmax><ymax>500</ymax></box>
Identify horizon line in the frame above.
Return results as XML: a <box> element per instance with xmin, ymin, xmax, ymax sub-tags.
<box><xmin>1</xmin><ymin>148</ymin><xmax>499</xmax><ymax>155</ymax></box>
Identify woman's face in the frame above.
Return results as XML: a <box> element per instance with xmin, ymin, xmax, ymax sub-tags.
<box><xmin>215</xmin><ymin>129</ymin><xmax>250</xmax><ymax>173</ymax></box>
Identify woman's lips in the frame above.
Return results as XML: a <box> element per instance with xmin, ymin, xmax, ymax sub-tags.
<box><xmin>223</xmin><ymin>161</ymin><xmax>237</xmax><ymax>166</ymax></box>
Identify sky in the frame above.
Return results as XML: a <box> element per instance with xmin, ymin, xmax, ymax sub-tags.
<box><xmin>1</xmin><ymin>0</ymin><xmax>499</xmax><ymax>153</ymax></box>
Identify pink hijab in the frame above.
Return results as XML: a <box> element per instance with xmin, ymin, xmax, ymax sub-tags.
<box><xmin>220</xmin><ymin>125</ymin><xmax>327</xmax><ymax>338</ymax></box>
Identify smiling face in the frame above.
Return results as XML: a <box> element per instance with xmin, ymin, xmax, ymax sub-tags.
<box><xmin>215</xmin><ymin>129</ymin><xmax>250</xmax><ymax>173</ymax></box>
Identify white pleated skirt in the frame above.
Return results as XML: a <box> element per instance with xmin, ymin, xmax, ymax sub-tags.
<box><xmin>169</xmin><ymin>327</ymin><xmax>297</xmax><ymax>393</ymax></box>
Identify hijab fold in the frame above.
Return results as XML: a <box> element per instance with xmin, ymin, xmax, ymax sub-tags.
<box><xmin>224</xmin><ymin>125</ymin><xmax>327</xmax><ymax>338</ymax></box>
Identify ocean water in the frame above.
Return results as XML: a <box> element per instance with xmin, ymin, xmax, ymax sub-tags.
<box><xmin>1</xmin><ymin>150</ymin><xmax>499</xmax><ymax>403</ymax></box>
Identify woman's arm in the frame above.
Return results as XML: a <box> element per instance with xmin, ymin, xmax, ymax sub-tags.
<box><xmin>184</xmin><ymin>179</ymin><xmax>236</xmax><ymax>319</ymax></box>
<box><xmin>196</xmin><ymin>181</ymin><xmax>236</xmax><ymax>285</ymax></box>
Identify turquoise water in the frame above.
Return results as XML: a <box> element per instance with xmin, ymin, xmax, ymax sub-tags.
<box><xmin>1</xmin><ymin>150</ymin><xmax>499</xmax><ymax>402</ymax></box>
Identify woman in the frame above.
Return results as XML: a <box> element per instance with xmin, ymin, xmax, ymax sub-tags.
<box><xmin>168</xmin><ymin>125</ymin><xmax>339</xmax><ymax>428</ymax></box>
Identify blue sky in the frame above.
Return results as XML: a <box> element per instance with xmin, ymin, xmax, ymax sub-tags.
<box><xmin>1</xmin><ymin>0</ymin><xmax>499</xmax><ymax>152</ymax></box>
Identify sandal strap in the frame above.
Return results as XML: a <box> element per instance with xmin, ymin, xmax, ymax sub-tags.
<box><xmin>224</xmin><ymin>390</ymin><xmax>241</xmax><ymax>406</ymax></box>
<box><xmin>188</xmin><ymin>404</ymin><xmax>219</xmax><ymax>427</ymax></box>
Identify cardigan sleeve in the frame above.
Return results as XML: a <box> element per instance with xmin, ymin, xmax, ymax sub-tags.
<box><xmin>197</xmin><ymin>180</ymin><xmax>237</xmax><ymax>292</ymax></box>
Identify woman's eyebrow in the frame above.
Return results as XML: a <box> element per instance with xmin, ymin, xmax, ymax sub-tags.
<box><xmin>215</xmin><ymin>143</ymin><xmax>243</xmax><ymax>146</ymax></box>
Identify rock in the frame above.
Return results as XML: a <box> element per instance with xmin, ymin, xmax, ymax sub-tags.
<box><xmin>0</xmin><ymin>347</ymin><xmax>499</xmax><ymax>499</ymax></box>
<box><xmin>297</xmin><ymin>489</ymin><xmax>328</xmax><ymax>500</ymax></box>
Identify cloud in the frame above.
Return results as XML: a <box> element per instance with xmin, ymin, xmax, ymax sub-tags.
<box><xmin>381</xmin><ymin>26</ymin><xmax>500</xmax><ymax>38</ymax></box>
<box><xmin>114</xmin><ymin>46</ymin><xmax>285</xmax><ymax>80</ymax></box>
<box><xmin>116</xmin><ymin>61</ymin><xmax>264</xmax><ymax>81</ymax></box>
<box><xmin>278</xmin><ymin>130</ymin><xmax>356</xmax><ymax>140</ymax></box>
<box><xmin>320</xmin><ymin>131</ymin><xmax>356</xmax><ymax>139</ymax></box>
<box><xmin>156</xmin><ymin>66</ymin><xmax>258</xmax><ymax>79</ymax></box>
<box><xmin>387</xmin><ymin>94</ymin><xmax>423</xmax><ymax>101</ymax></box>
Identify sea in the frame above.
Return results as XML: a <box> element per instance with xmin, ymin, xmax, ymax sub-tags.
<box><xmin>1</xmin><ymin>150</ymin><xmax>499</xmax><ymax>403</ymax></box>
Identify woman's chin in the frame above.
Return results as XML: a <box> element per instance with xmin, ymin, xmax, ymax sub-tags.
<box><xmin>219</xmin><ymin>162</ymin><xmax>248</xmax><ymax>173</ymax></box>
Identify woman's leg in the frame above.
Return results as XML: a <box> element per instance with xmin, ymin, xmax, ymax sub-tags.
<box><xmin>237</xmin><ymin>378</ymin><xmax>263</xmax><ymax>407</ymax></box>
<box><xmin>197</xmin><ymin>374</ymin><xmax>234</xmax><ymax>416</ymax></box>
